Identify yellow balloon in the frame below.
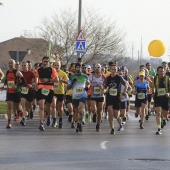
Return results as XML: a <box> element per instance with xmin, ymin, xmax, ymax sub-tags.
<box><xmin>148</xmin><ymin>40</ymin><xmax>166</xmax><ymax>57</ymax></box>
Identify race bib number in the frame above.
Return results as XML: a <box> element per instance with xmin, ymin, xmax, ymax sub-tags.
<box><xmin>41</xmin><ymin>88</ymin><xmax>50</xmax><ymax>96</ymax></box>
<box><xmin>158</xmin><ymin>88</ymin><xmax>166</xmax><ymax>96</ymax></box>
<box><xmin>137</xmin><ymin>93</ymin><xmax>145</xmax><ymax>99</ymax></box>
<box><xmin>109</xmin><ymin>88</ymin><xmax>117</xmax><ymax>96</ymax></box>
<box><xmin>21</xmin><ymin>87</ymin><xmax>29</xmax><ymax>94</ymax></box>
<box><xmin>54</xmin><ymin>82</ymin><xmax>59</xmax><ymax>90</ymax></box>
<box><xmin>76</xmin><ymin>87</ymin><xmax>84</xmax><ymax>94</ymax></box>
<box><xmin>7</xmin><ymin>81</ymin><xmax>14</xmax><ymax>88</ymax></box>
<box><xmin>93</xmin><ymin>86</ymin><xmax>100</xmax><ymax>95</ymax></box>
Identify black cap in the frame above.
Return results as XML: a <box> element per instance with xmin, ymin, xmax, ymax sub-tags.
<box><xmin>108</xmin><ymin>61</ymin><xmax>113</xmax><ymax>66</ymax></box>
<box><xmin>75</xmin><ymin>62</ymin><xmax>81</xmax><ymax>68</ymax></box>
<box><xmin>42</xmin><ymin>56</ymin><xmax>50</xmax><ymax>61</ymax></box>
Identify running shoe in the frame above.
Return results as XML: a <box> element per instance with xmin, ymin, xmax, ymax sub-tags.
<box><xmin>82</xmin><ymin>120</ymin><xmax>86</xmax><ymax>125</ymax></box>
<box><xmin>92</xmin><ymin>114</ymin><xmax>97</xmax><ymax>123</ymax></box>
<box><xmin>86</xmin><ymin>113</ymin><xmax>89</xmax><ymax>119</ymax></box>
<box><xmin>68</xmin><ymin>115</ymin><xmax>72</xmax><ymax>122</ymax></box>
<box><xmin>110</xmin><ymin>129</ymin><xmax>115</xmax><ymax>134</ymax></box>
<box><xmin>135</xmin><ymin>113</ymin><xmax>138</xmax><ymax>118</ymax></box>
<box><xmin>76</xmin><ymin>123</ymin><xmax>80</xmax><ymax>133</ymax></box>
<box><xmin>122</xmin><ymin>117</ymin><xmax>126</xmax><ymax>124</ymax></box>
<box><xmin>88</xmin><ymin>115</ymin><xmax>91</xmax><ymax>123</ymax></box>
<box><xmin>145</xmin><ymin>115</ymin><xmax>149</xmax><ymax>120</ymax></box>
<box><xmin>6</xmin><ymin>122</ymin><xmax>12</xmax><ymax>129</ymax></box>
<box><xmin>13</xmin><ymin>115</ymin><xmax>20</xmax><ymax>121</ymax></box>
<box><xmin>30</xmin><ymin>110</ymin><xmax>33</xmax><ymax>119</ymax></box>
<box><xmin>20</xmin><ymin>119</ymin><xmax>26</xmax><ymax>126</ymax></box>
<box><xmin>96</xmin><ymin>124</ymin><xmax>100</xmax><ymax>132</ymax></box>
<box><xmin>39</xmin><ymin>124</ymin><xmax>45</xmax><ymax>131</ymax></box>
<box><xmin>79</xmin><ymin>124</ymin><xmax>83</xmax><ymax>132</ymax></box>
<box><xmin>140</xmin><ymin>122</ymin><xmax>144</xmax><ymax>129</ymax></box>
<box><xmin>163</xmin><ymin>120</ymin><xmax>166</xmax><ymax>127</ymax></box>
<box><xmin>59</xmin><ymin>122</ymin><xmax>63</xmax><ymax>129</ymax></box>
<box><xmin>65</xmin><ymin>110</ymin><xmax>69</xmax><ymax>116</ymax></box>
<box><xmin>52</xmin><ymin>120</ymin><xmax>57</xmax><ymax>128</ymax></box>
<box><xmin>71</xmin><ymin>123</ymin><xmax>75</xmax><ymax>128</ymax></box>
<box><xmin>118</xmin><ymin>125</ymin><xmax>124</xmax><ymax>131</ymax></box>
<box><xmin>155</xmin><ymin>129</ymin><xmax>162</xmax><ymax>135</ymax></box>
<box><xmin>33</xmin><ymin>104</ymin><xmax>36</xmax><ymax>110</ymax></box>
<box><xmin>76</xmin><ymin>123</ymin><xmax>83</xmax><ymax>132</ymax></box>
<box><xmin>46</xmin><ymin>115</ymin><xmax>51</xmax><ymax>126</ymax></box>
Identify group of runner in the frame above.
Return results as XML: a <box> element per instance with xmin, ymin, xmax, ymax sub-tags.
<box><xmin>0</xmin><ymin>57</ymin><xmax>170</xmax><ymax>135</ymax></box>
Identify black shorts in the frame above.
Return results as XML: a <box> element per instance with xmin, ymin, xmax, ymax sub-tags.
<box><xmin>65</xmin><ymin>95</ymin><xmax>72</xmax><ymax>104</ymax></box>
<box><xmin>6</xmin><ymin>92</ymin><xmax>21</xmax><ymax>103</ymax></box>
<box><xmin>120</xmin><ymin>101</ymin><xmax>127</xmax><ymax>110</ymax></box>
<box><xmin>106</xmin><ymin>96</ymin><xmax>120</xmax><ymax>111</ymax></box>
<box><xmin>87</xmin><ymin>95</ymin><xmax>91</xmax><ymax>101</ymax></box>
<box><xmin>72</xmin><ymin>98</ymin><xmax>87</xmax><ymax>108</ymax></box>
<box><xmin>91</xmin><ymin>97</ymin><xmax>104</xmax><ymax>103</ymax></box>
<box><xmin>54</xmin><ymin>94</ymin><xmax>65</xmax><ymax>102</ymax></box>
<box><xmin>36</xmin><ymin>89</ymin><xmax>54</xmax><ymax>104</ymax></box>
<box><xmin>21</xmin><ymin>90</ymin><xmax>34</xmax><ymax>102</ymax></box>
<box><xmin>148</xmin><ymin>94</ymin><xmax>152</xmax><ymax>103</ymax></box>
<box><xmin>135</xmin><ymin>99</ymin><xmax>147</xmax><ymax>108</ymax></box>
<box><xmin>154</xmin><ymin>96</ymin><xmax>169</xmax><ymax>111</ymax></box>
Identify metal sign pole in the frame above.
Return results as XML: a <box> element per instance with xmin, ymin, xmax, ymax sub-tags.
<box><xmin>77</xmin><ymin>0</ymin><xmax>82</xmax><ymax>58</ymax></box>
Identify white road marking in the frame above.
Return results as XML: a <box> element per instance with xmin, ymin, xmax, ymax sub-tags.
<box><xmin>100</xmin><ymin>141</ymin><xmax>108</xmax><ymax>149</ymax></box>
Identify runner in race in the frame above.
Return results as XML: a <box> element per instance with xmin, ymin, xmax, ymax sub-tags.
<box><xmin>104</xmin><ymin>64</ymin><xmax>128</xmax><ymax>134</ymax></box>
<box><xmin>132</xmin><ymin>71</ymin><xmax>150</xmax><ymax>129</ymax></box>
<box><xmin>67</xmin><ymin>63</ymin><xmax>90</xmax><ymax>133</ymax></box>
<box><xmin>52</xmin><ymin>60</ymin><xmax>69</xmax><ymax>128</ymax></box>
<box><xmin>0</xmin><ymin>59</ymin><xmax>26</xmax><ymax>128</ymax></box>
<box><xmin>35</xmin><ymin>56</ymin><xmax>58</xmax><ymax>131</ymax></box>
<box><xmin>20</xmin><ymin>61</ymin><xmax>35</xmax><ymax>126</ymax></box>
<box><xmin>152</xmin><ymin>66</ymin><xmax>170</xmax><ymax>135</ymax></box>
<box><xmin>89</xmin><ymin>63</ymin><xmax>105</xmax><ymax>132</ymax></box>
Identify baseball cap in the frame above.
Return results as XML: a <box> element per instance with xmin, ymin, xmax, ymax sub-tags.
<box><xmin>139</xmin><ymin>71</ymin><xmax>145</xmax><ymax>76</ymax></box>
<box><xmin>94</xmin><ymin>63</ymin><xmax>102</xmax><ymax>68</ymax></box>
<box><xmin>86</xmin><ymin>65</ymin><xmax>91</xmax><ymax>69</ymax></box>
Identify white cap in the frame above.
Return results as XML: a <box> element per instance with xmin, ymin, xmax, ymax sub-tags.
<box><xmin>86</xmin><ymin>65</ymin><xmax>91</xmax><ymax>69</ymax></box>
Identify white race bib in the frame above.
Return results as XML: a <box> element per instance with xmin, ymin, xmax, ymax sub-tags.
<box><xmin>54</xmin><ymin>82</ymin><xmax>59</xmax><ymax>90</ymax></box>
<box><xmin>7</xmin><ymin>81</ymin><xmax>14</xmax><ymax>88</ymax></box>
<box><xmin>109</xmin><ymin>88</ymin><xmax>117</xmax><ymax>96</ymax></box>
<box><xmin>157</xmin><ymin>88</ymin><xmax>166</xmax><ymax>96</ymax></box>
<box><xmin>21</xmin><ymin>87</ymin><xmax>29</xmax><ymax>94</ymax></box>
<box><xmin>93</xmin><ymin>86</ymin><xmax>100</xmax><ymax>95</ymax></box>
<box><xmin>41</xmin><ymin>88</ymin><xmax>50</xmax><ymax>96</ymax></box>
<box><xmin>137</xmin><ymin>93</ymin><xmax>145</xmax><ymax>99</ymax></box>
<box><xmin>75</xmin><ymin>87</ymin><xmax>84</xmax><ymax>94</ymax></box>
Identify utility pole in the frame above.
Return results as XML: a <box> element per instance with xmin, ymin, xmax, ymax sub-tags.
<box><xmin>77</xmin><ymin>0</ymin><xmax>82</xmax><ymax>58</ymax></box>
<box><xmin>132</xmin><ymin>43</ymin><xmax>134</xmax><ymax>60</ymax></box>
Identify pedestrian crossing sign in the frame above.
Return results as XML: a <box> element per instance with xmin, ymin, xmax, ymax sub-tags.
<box><xmin>76</xmin><ymin>41</ymin><xmax>86</xmax><ymax>54</ymax></box>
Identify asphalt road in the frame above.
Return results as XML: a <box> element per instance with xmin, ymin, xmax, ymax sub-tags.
<box><xmin>1</xmin><ymin>110</ymin><xmax>170</xmax><ymax>170</ymax></box>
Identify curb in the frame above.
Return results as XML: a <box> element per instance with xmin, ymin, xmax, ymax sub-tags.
<box><xmin>0</xmin><ymin>114</ymin><xmax>7</xmax><ymax>119</ymax></box>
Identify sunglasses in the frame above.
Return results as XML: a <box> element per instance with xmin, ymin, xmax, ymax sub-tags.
<box><xmin>44</xmin><ymin>60</ymin><xmax>49</xmax><ymax>63</ymax></box>
<box><xmin>82</xmin><ymin>67</ymin><xmax>87</xmax><ymax>69</ymax></box>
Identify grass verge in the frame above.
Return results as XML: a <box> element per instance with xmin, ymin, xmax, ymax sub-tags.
<box><xmin>0</xmin><ymin>101</ymin><xmax>7</xmax><ymax>114</ymax></box>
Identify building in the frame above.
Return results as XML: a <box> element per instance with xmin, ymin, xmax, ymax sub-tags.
<box><xmin>0</xmin><ymin>37</ymin><xmax>50</xmax><ymax>69</ymax></box>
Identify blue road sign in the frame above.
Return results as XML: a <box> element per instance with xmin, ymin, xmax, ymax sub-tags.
<box><xmin>76</xmin><ymin>41</ymin><xmax>86</xmax><ymax>54</ymax></box>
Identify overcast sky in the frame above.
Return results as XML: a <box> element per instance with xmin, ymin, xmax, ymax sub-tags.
<box><xmin>1</xmin><ymin>0</ymin><xmax>170</xmax><ymax>60</ymax></box>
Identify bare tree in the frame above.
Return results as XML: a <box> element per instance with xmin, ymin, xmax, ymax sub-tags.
<box><xmin>29</xmin><ymin>8</ymin><xmax>127</xmax><ymax>64</ymax></box>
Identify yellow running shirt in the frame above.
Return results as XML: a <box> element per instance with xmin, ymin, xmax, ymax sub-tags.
<box><xmin>54</xmin><ymin>70</ymin><xmax>69</xmax><ymax>94</ymax></box>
